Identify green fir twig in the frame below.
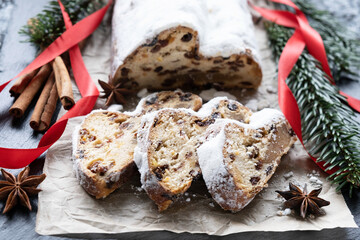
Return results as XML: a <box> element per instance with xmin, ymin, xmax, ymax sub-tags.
<box><xmin>265</xmin><ymin>22</ymin><xmax>360</xmax><ymax>196</ymax></box>
<box><xmin>285</xmin><ymin>0</ymin><xmax>360</xmax><ymax>83</ymax></box>
<box><xmin>19</xmin><ymin>0</ymin><xmax>105</xmax><ymax>48</ymax></box>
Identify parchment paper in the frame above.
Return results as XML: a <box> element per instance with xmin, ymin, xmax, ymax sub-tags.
<box><xmin>35</xmin><ymin>9</ymin><xmax>357</xmax><ymax>236</ymax></box>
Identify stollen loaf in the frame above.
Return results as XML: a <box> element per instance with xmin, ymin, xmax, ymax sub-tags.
<box><xmin>111</xmin><ymin>0</ymin><xmax>262</xmax><ymax>90</ymax></box>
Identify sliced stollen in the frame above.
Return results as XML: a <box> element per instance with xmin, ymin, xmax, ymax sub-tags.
<box><xmin>111</xmin><ymin>0</ymin><xmax>262</xmax><ymax>90</ymax></box>
<box><xmin>73</xmin><ymin>91</ymin><xmax>202</xmax><ymax>199</ymax></box>
<box><xmin>197</xmin><ymin>109</ymin><xmax>297</xmax><ymax>212</ymax></box>
<box><xmin>73</xmin><ymin>111</ymin><xmax>135</xmax><ymax>199</ymax></box>
<box><xmin>134</xmin><ymin>97</ymin><xmax>253</xmax><ymax>211</ymax></box>
<box><xmin>135</xmin><ymin>108</ymin><xmax>205</xmax><ymax>211</ymax></box>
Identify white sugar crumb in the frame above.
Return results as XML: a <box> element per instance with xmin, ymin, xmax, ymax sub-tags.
<box><xmin>184</xmin><ymin>192</ymin><xmax>189</xmax><ymax>197</ymax></box>
<box><xmin>266</xmin><ymin>85</ymin><xmax>277</xmax><ymax>94</ymax></box>
<box><xmin>277</xmin><ymin>208</ymin><xmax>292</xmax><ymax>216</ymax></box>
<box><xmin>213</xmin><ymin>91</ymin><xmax>236</xmax><ymax>100</ymax></box>
<box><xmin>199</xmin><ymin>88</ymin><xmax>217</xmax><ymax>101</ymax></box>
<box><xmin>135</xmin><ymin>186</ymin><xmax>143</xmax><ymax>192</ymax></box>
<box><xmin>245</xmin><ymin>99</ymin><xmax>258</xmax><ymax>111</ymax></box>
<box><xmin>209</xmin><ymin>202</ymin><xmax>215</xmax><ymax>207</ymax></box>
<box><xmin>199</xmin><ymin>88</ymin><xmax>236</xmax><ymax>102</ymax></box>
<box><xmin>137</xmin><ymin>88</ymin><xmax>149</xmax><ymax>98</ymax></box>
<box><xmin>186</xmin><ymin>198</ymin><xmax>191</xmax><ymax>202</ymax></box>
<box><xmin>309</xmin><ymin>176</ymin><xmax>323</xmax><ymax>188</ymax></box>
<box><xmin>283</xmin><ymin>171</ymin><xmax>294</xmax><ymax>179</ymax></box>
<box><xmin>245</xmin><ymin>99</ymin><xmax>270</xmax><ymax>111</ymax></box>
<box><xmin>307</xmin><ymin>170</ymin><xmax>323</xmax><ymax>188</ymax></box>
<box><xmin>307</xmin><ymin>170</ymin><xmax>320</xmax><ymax>177</ymax></box>
<box><xmin>107</xmin><ymin>104</ymin><xmax>123</xmax><ymax>112</ymax></box>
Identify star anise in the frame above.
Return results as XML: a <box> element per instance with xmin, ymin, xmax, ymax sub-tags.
<box><xmin>0</xmin><ymin>167</ymin><xmax>46</xmax><ymax>214</ymax></box>
<box><xmin>276</xmin><ymin>182</ymin><xmax>330</xmax><ymax>219</ymax></box>
<box><xmin>98</xmin><ymin>77</ymin><xmax>134</xmax><ymax>106</ymax></box>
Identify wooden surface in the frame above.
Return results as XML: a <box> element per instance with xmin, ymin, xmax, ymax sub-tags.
<box><xmin>0</xmin><ymin>0</ymin><xmax>359</xmax><ymax>239</ymax></box>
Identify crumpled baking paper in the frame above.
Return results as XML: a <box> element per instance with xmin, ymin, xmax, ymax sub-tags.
<box><xmin>35</xmin><ymin>10</ymin><xmax>357</xmax><ymax>236</ymax></box>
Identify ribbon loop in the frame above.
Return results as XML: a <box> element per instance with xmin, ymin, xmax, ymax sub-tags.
<box><xmin>252</xmin><ymin>0</ymin><xmax>360</xmax><ymax>175</ymax></box>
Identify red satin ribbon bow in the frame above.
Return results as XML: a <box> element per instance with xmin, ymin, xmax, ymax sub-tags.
<box><xmin>0</xmin><ymin>0</ymin><xmax>113</xmax><ymax>168</ymax></box>
<box><xmin>251</xmin><ymin>0</ymin><xmax>360</xmax><ymax>175</ymax></box>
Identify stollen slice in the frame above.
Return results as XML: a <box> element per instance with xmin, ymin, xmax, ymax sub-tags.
<box><xmin>197</xmin><ymin>109</ymin><xmax>297</xmax><ymax>212</ymax></box>
<box><xmin>134</xmin><ymin>108</ymin><xmax>204</xmax><ymax>211</ymax></box>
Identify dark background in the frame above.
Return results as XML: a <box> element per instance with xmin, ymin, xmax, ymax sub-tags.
<box><xmin>0</xmin><ymin>0</ymin><xmax>359</xmax><ymax>239</ymax></box>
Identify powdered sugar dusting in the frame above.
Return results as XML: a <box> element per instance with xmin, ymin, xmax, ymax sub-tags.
<box><xmin>196</xmin><ymin>96</ymin><xmax>228</xmax><ymax>118</ymax></box>
<box><xmin>197</xmin><ymin>123</ymin><xmax>247</xmax><ymax>211</ymax></box>
<box><xmin>134</xmin><ymin>111</ymin><xmax>158</xmax><ymax>186</ymax></box>
<box><xmin>248</xmin><ymin>108</ymin><xmax>285</xmax><ymax>129</ymax></box>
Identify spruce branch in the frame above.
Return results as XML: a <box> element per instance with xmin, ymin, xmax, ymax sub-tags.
<box><xmin>19</xmin><ymin>0</ymin><xmax>105</xmax><ymax>47</ymax></box>
<box><xmin>265</xmin><ymin>23</ymin><xmax>360</xmax><ymax>196</ymax></box>
<box><xmin>287</xmin><ymin>0</ymin><xmax>360</xmax><ymax>83</ymax></box>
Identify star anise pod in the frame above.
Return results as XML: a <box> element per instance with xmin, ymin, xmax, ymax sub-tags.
<box><xmin>98</xmin><ymin>77</ymin><xmax>133</xmax><ymax>106</ymax></box>
<box><xmin>276</xmin><ymin>182</ymin><xmax>330</xmax><ymax>219</ymax></box>
<box><xmin>0</xmin><ymin>167</ymin><xmax>46</xmax><ymax>214</ymax></box>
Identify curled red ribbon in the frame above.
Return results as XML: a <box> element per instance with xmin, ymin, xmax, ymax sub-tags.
<box><xmin>0</xmin><ymin>0</ymin><xmax>112</xmax><ymax>168</ymax></box>
<box><xmin>251</xmin><ymin>0</ymin><xmax>360</xmax><ymax>175</ymax></box>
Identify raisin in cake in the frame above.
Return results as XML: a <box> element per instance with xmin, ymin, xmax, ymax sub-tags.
<box><xmin>134</xmin><ymin>97</ymin><xmax>253</xmax><ymax>211</ymax></box>
<box><xmin>197</xmin><ymin>109</ymin><xmax>297</xmax><ymax>212</ymax></box>
<box><xmin>73</xmin><ymin>91</ymin><xmax>202</xmax><ymax>199</ymax></box>
<box><xmin>111</xmin><ymin>0</ymin><xmax>262</xmax><ymax>90</ymax></box>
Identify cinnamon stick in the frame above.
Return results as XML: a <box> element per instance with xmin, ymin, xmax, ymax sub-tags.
<box><xmin>9</xmin><ymin>64</ymin><xmax>52</xmax><ymax>118</ymax></box>
<box><xmin>30</xmin><ymin>72</ymin><xmax>58</xmax><ymax>131</ymax></box>
<box><xmin>52</xmin><ymin>56</ymin><xmax>75</xmax><ymax>110</ymax></box>
<box><xmin>9</xmin><ymin>68</ymin><xmax>40</xmax><ymax>97</ymax></box>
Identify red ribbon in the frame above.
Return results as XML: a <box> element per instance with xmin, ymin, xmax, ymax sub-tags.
<box><xmin>0</xmin><ymin>0</ymin><xmax>112</xmax><ymax>168</ymax></box>
<box><xmin>251</xmin><ymin>0</ymin><xmax>360</xmax><ymax>175</ymax></box>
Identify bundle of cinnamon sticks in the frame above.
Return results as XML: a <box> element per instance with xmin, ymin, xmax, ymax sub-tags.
<box><xmin>9</xmin><ymin>56</ymin><xmax>75</xmax><ymax>132</ymax></box>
